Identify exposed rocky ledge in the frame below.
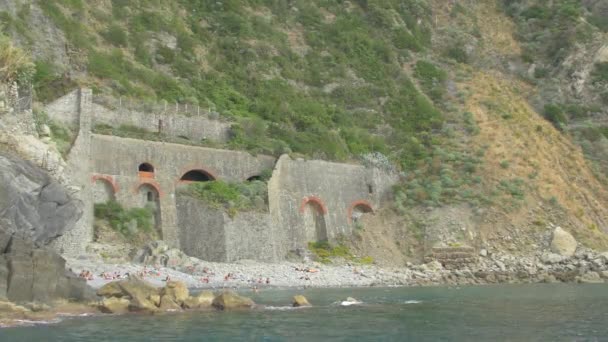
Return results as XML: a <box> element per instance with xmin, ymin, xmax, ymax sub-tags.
<box><xmin>0</xmin><ymin>151</ymin><xmax>82</xmax><ymax>246</ymax></box>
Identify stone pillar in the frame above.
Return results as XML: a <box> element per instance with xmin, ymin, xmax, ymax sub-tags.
<box><xmin>51</xmin><ymin>88</ymin><xmax>93</xmax><ymax>256</ymax></box>
<box><xmin>159</xmin><ymin>189</ymin><xmax>180</xmax><ymax>250</ymax></box>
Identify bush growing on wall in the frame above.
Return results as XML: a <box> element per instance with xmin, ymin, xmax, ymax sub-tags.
<box><xmin>185</xmin><ymin>180</ymin><xmax>268</xmax><ymax>214</ymax></box>
<box><xmin>94</xmin><ymin>200</ymin><xmax>154</xmax><ymax>236</ymax></box>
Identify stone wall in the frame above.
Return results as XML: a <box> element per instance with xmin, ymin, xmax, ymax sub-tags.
<box><xmin>44</xmin><ymin>90</ymin><xmax>231</xmax><ymax>143</ymax></box>
<box><xmin>89</xmin><ymin>134</ymin><xmax>275</xmax><ymax>182</ymax></box>
<box><xmin>44</xmin><ymin>89</ymin><xmax>79</xmax><ymax>127</ymax></box>
<box><xmin>175</xmin><ymin>195</ymin><xmax>277</xmax><ymax>262</ymax></box>
<box><xmin>42</xmin><ymin>88</ymin><xmax>399</xmax><ymax>262</ymax></box>
<box><xmin>87</xmin><ymin>134</ymin><xmax>275</xmax><ymax>248</ymax></box>
<box><xmin>268</xmin><ymin>155</ymin><xmax>397</xmax><ymax>259</ymax></box>
<box><xmin>90</xmin><ymin>103</ymin><xmax>231</xmax><ymax>143</ymax></box>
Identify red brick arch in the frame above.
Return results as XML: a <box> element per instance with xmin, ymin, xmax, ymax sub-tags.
<box><xmin>134</xmin><ymin>180</ymin><xmax>163</xmax><ymax>198</ymax></box>
<box><xmin>91</xmin><ymin>174</ymin><xmax>119</xmax><ymax>193</ymax></box>
<box><xmin>347</xmin><ymin>200</ymin><xmax>374</xmax><ymax>224</ymax></box>
<box><xmin>299</xmin><ymin>196</ymin><xmax>328</xmax><ymax>215</ymax></box>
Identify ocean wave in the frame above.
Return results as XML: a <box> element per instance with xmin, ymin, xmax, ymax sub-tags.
<box><xmin>263</xmin><ymin>306</ymin><xmax>302</xmax><ymax>311</ymax></box>
<box><xmin>12</xmin><ymin>318</ymin><xmax>63</xmax><ymax>326</ymax></box>
<box><xmin>404</xmin><ymin>300</ymin><xmax>421</xmax><ymax>304</ymax></box>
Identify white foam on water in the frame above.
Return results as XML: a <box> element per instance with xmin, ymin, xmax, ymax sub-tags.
<box><xmin>404</xmin><ymin>300</ymin><xmax>421</xmax><ymax>304</ymax></box>
<box><xmin>263</xmin><ymin>306</ymin><xmax>300</xmax><ymax>311</ymax></box>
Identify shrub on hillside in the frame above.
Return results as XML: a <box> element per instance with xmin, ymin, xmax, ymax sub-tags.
<box><xmin>543</xmin><ymin>103</ymin><xmax>567</xmax><ymax>130</ymax></box>
<box><xmin>94</xmin><ymin>200</ymin><xmax>154</xmax><ymax>236</ymax></box>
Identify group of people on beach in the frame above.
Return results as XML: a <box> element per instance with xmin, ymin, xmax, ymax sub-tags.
<box><xmin>78</xmin><ymin>270</ymin><xmax>94</xmax><ymax>281</ymax></box>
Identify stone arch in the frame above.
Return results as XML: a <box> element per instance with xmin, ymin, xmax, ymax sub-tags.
<box><xmin>137</xmin><ymin>182</ymin><xmax>162</xmax><ymax>237</ymax></box>
<box><xmin>347</xmin><ymin>200</ymin><xmax>374</xmax><ymax>224</ymax></box>
<box><xmin>179</xmin><ymin>169</ymin><xmax>216</xmax><ymax>182</ymax></box>
<box><xmin>300</xmin><ymin>196</ymin><xmax>328</xmax><ymax>242</ymax></box>
<box><xmin>91</xmin><ymin>174</ymin><xmax>118</xmax><ymax>204</ymax></box>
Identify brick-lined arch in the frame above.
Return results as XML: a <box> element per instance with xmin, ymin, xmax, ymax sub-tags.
<box><xmin>134</xmin><ymin>180</ymin><xmax>163</xmax><ymax>198</ymax></box>
<box><xmin>91</xmin><ymin>174</ymin><xmax>119</xmax><ymax>193</ymax></box>
<box><xmin>347</xmin><ymin>200</ymin><xmax>374</xmax><ymax>224</ymax></box>
<box><xmin>177</xmin><ymin>165</ymin><xmax>218</xmax><ymax>184</ymax></box>
<box><xmin>299</xmin><ymin>196</ymin><xmax>328</xmax><ymax>215</ymax></box>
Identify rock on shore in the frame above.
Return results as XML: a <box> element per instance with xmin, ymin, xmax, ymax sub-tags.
<box><xmin>96</xmin><ymin>276</ymin><xmax>255</xmax><ymax>313</ymax></box>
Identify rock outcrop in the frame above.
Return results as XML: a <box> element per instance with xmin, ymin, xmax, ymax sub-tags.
<box><xmin>550</xmin><ymin>227</ymin><xmax>578</xmax><ymax>257</ymax></box>
<box><xmin>182</xmin><ymin>290</ymin><xmax>214</xmax><ymax>309</ymax></box>
<box><xmin>0</xmin><ymin>227</ymin><xmax>93</xmax><ymax>303</ymax></box>
<box><xmin>97</xmin><ymin>277</ymin><xmax>255</xmax><ymax>313</ymax></box>
<box><xmin>292</xmin><ymin>295</ymin><xmax>311</xmax><ymax>307</ymax></box>
<box><xmin>0</xmin><ymin>152</ymin><xmax>82</xmax><ymax>246</ymax></box>
<box><xmin>211</xmin><ymin>291</ymin><xmax>255</xmax><ymax>310</ymax></box>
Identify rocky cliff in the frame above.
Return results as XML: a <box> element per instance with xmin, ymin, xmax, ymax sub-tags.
<box><xmin>0</xmin><ymin>151</ymin><xmax>92</xmax><ymax>303</ymax></box>
<box><xmin>0</xmin><ymin>151</ymin><xmax>81</xmax><ymax>246</ymax></box>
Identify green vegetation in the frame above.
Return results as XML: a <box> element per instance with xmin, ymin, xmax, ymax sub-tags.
<box><xmin>184</xmin><ymin>180</ymin><xmax>268</xmax><ymax>216</ymax></box>
<box><xmin>393</xmin><ymin>147</ymin><xmax>486</xmax><ymax>207</ymax></box>
<box><xmin>33</xmin><ymin>110</ymin><xmax>76</xmax><ymax>157</ymax></box>
<box><xmin>0</xmin><ymin>33</ymin><xmax>34</xmax><ymax>84</ymax></box>
<box><xmin>592</xmin><ymin>62</ymin><xmax>608</xmax><ymax>84</ymax></box>
<box><xmin>24</xmin><ymin>0</ymin><xmax>442</xmax><ymax>168</ymax></box>
<box><xmin>413</xmin><ymin>60</ymin><xmax>448</xmax><ymax>104</ymax></box>
<box><xmin>543</xmin><ymin>104</ymin><xmax>567</xmax><ymax>130</ymax></box>
<box><xmin>308</xmin><ymin>241</ymin><xmax>374</xmax><ymax>265</ymax></box>
<box><xmin>94</xmin><ymin>200</ymin><xmax>154</xmax><ymax>237</ymax></box>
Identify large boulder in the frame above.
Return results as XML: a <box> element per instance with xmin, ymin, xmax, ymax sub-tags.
<box><xmin>0</xmin><ymin>231</ymin><xmax>92</xmax><ymax>304</ymax></box>
<box><xmin>160</xmin><ymin>281</ymin><xmax>189</xmax><ymax>305</ymax></box>
<box><xmin>97</xmin><ymin>281</ymin><xmax>125</xmax><ymax>298</ymax></box>
<box><xmin>550</xmin><ymin>227</ymin><xmax>577</xmax><ymax>257</ymax></box>
<box><xmin>0</xmin><ymin>153</ymin><xmax>82</xmax><ymax>246</ymax></box>
<box><xmin>159</xmin><ymin>295</ymin><xmax>182</xmax><ymax>311</ymax></box>
<box><xmin>578</xmin><ymin>271</ymin><xmax>603</xmax><ymax>284</ymax></box>
<box><xmin>292</xmin><ymin>295</ymin><xmax>311</xmax><ymax>307</ymax></box>
<box><xmin>99</xmin><ymin>297</ymin><xmax>130</xmax><ymax>314</ymax></box>
<box><xmin>182</xmin><ymin>290</ymin><xmax>214</xmax><ymax>309</ymax></box>
<box><xmin>212</xmin><ymin>291</ymin><xmax>255</xmax><ymax>310</ymax></box>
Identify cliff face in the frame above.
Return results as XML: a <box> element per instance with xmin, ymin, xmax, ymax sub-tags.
<box><xmin>0</xmin><ymin>151</ymin><xmax>91</xmax><ymax>303</ymax></box>
<box><xmin>0</xmin><ymin>151</ymin><xmax>82</xmax><ymax>246</ymax></box>
<box><xmin>0</xmin><ymin>0</ymin><xmax>607</xmax><ymax>262</ymax></box>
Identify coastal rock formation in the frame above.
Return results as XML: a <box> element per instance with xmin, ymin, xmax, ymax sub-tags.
<box><xmin>99</xmin><ymin>297</ymin><xmax>130</xmax><ymax>314</ymax></box>
<box><xmin>0</xmin><ymin>152</ymin><xmax>82</xmax><ymax>246</ymax></box>
<box><xmin>96</xmin><ymin>277</ymin><xmax>255</xmax><ymax>313</ymax></box>
<box><xmin>182</xmin><ymin>291</ymin><xmax>214</xmax><ymax>309</ymax></box>
<box><xmin>550</xmin><ymin>227</ymin><xmax>578</xmax><ymax>257</ymax></box>
<box><xmin>160</xmin><ymin>280</ymin><xmax>189</xmax><ymax>306</ymax></box>
<box><xmin>292</xmin><ymin>295</ymin><xmax>311</xmax><ymax>307</ymax></box>
<box><xmin>212</xmin><ymin>292</ymin><xmax>255</xmax><ymax>310</ymax></box>
<box><xmin>0</xmin><ymin>227</ymin><xmax>93</xmax><ymax>303</ymax></box>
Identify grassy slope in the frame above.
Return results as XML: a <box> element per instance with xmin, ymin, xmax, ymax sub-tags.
<box><xmin>2</xmin><ymin>0</ymin><xmax>608</xmax><ymax>259</ymax></box>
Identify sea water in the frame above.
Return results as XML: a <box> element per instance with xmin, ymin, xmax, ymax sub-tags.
<box><xmin>1</xmin><ymin>284</ymin><xmax>607</xmax><ymax>341</ymax></box>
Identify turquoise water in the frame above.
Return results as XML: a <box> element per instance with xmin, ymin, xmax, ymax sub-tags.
<box><xmin>1</xmin><ymin>284</ymin><xmax>607</xmax><ymax>341</ymax></box>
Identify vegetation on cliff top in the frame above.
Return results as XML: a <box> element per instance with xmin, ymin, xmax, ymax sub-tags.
<box><xmin>0</xmin><ymin>33</ymin><xmax>33</xmax><ymax>84</ymax></box>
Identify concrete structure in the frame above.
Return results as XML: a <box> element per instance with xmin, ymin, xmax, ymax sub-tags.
<box><xmin>46</xmin><ymin>89</ymin><xmax>398</xmax><ymax>261</ymax></box>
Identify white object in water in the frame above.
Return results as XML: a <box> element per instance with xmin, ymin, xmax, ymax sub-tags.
<box><xmin>340</xmin><ymin>297</ymin><xmax>362</xmax><ymax>306</ymax></box>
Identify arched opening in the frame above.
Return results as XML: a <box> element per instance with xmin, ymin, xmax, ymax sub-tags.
<box><xmin>301</xmin><ymin>197</ymin><xmax>328</xmax><ymax>242</ymax></box>
<box><xmin>138</xmin><ymin>183</ymin><xmax>162</xmax><ymax>238</ymax></box>
<box><xmin>247</xmin><ymin>175</ymin><xmax>262</xmax><ymax>181</ymax></box>
<box><xmin>93</xmin><ymin>178</ymin><xmax>116</xmax><ymax>204</ymax></box>
<box><xmin>180</xmin><ymin>170</ymin><xmax>215</xmax><ymax>182</ymax></box>
<box><xmin>138</xmin><ymin>163</ymin><xmax>155</xmax><ymax>179</ymax></box>
<box><xmin>348</xmin><ymin>200</ymin><xmax>374</xmax><ymax>224</ymax></box>
<box><xmin>138</xmin><ymin>163</ymin><xmax>154</xmax><ymax>172</ymax></box>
